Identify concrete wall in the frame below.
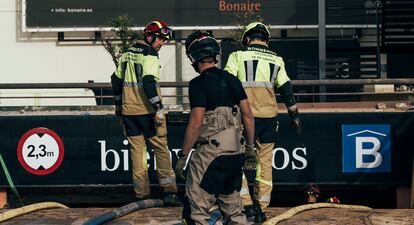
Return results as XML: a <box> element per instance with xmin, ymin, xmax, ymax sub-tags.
<box><xmin>1</xmin><ymin>1</ymin><xmax>112</xmax><ymax>83</ymax></box>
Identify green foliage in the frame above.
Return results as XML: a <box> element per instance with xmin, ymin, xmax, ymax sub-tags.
<box><xmin>230</xmin><ymin>12</ymin><xmax>264</xmax><ymax>47</ymax></box>
<box><xmin>100</xmin><ymin>15</ymin><xmax>143</xmax><ymax>67</ymax></box>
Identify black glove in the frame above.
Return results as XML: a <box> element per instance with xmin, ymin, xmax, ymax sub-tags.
<box><xmin>175</xmin><ymin>151</ymin><xmax>188</xmax><ymax>180</ymax></box>
<box><xmin>292</xmin><ymin>117</ymin><xmax>302</xmax><ymax>135</ymax></box>
<box><xmin>115</xmin><ymin>105</ymin><xmax>122</xmax><ymax>116</ymax></box>
<box><xmin>244</xmin><ymin>144</ymin><xmax>257</xmax><ymax>170</ymax></box>
<box><xmin>288</xmin><ymin>107</ymin><xmax>302</xmax><ymax>135</ymax></box>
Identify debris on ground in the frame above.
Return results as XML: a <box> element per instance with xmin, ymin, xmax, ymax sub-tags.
<box><xmin>376</xmin><ymin>103</ymin><xmax>387</xmax><ymax>110</ymax></box>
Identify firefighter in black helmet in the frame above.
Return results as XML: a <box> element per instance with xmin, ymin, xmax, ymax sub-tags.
<box><xmin>175</xmin><ymin>31</ymin><xmax>255</xmax><ymax>225</ymax></box>
<box><xmin>225</xmin><ymin>22</ymin><xmax>302</xmax><ymax>220</ymax></box>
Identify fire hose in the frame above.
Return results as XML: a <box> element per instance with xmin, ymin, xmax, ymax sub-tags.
<box><xmin>262</xmin><ymin>203</ymin><xmax>372</xmax><ymax>225</ymax></box>
<box><xmin>0</xmin><ymin>202</ymin><xmax>69</xmax><ymax>222</ymax></box>
<box><xmin>82</xmin><ymin>199</ymin><xmax>164</xmax><ymax>225</ymax></box>
<box><xmin>0</xmin><ymin>153</ymin><xmax>24</xmax><ymax>206</ymax></box>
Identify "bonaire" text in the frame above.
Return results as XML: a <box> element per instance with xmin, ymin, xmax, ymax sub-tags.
<box><xmin>219</xmin><ymin>0</ymin><xmax>261</xmax><ymax>12</ymax></box>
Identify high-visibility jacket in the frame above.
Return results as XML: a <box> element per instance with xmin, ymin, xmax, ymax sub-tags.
<box><xmin>113</xmin><ymin>40</ymin><xmax>162</xmax><ymax>115</ymax></box>
<box><xmin>225</xmin><ymin>44</ymin><xmax>290</xmax><ymax>118</ymax></box>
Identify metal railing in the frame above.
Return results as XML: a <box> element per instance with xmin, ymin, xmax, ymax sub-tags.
<box><xmin>0</xmin><ymin>78</ymin><xmax>413</xmax><ymax>105</ymax></box>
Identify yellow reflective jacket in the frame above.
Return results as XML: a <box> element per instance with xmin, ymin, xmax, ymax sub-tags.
<box><xmin>114</xmin><ymin>40</ymin><xmax>162</xmax><ymax>115</ymax></box>
<box><xmin>224</xmin><ymin>44</ymin><xmax>290</xmax><ymax>118</ymax></box>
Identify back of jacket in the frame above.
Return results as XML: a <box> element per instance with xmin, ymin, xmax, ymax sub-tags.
<box><xmin>225</xmin><ymin>44</ymin><xmax>290</xmax><ymax>118</ymax></box>
<box><xmin>114</xmin><ymin>40</ymin><xmax>162</xmax><ymax>115</ymax></box>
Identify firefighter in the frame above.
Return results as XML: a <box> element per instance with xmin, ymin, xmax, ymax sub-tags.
<box><xmin>111</xmin><ymin>19</ymin><xmax>181</xmax><ymax>206</ymax></box>
<box><xmin>175</xmin><ymin>31</ymin><xmax>255</xmax><ymax>225</ymax></box>
<box><xmin>224</xmin><ymin>22</ymin><xmax>302</xmax><ymax>220</ymax></box>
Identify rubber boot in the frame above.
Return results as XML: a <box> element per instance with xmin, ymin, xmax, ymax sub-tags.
<box><xmin>254</xmin><ymin>205</ymin><xmax>267</xmax><ymax>223</ymax></box>
<box><xmin>252</xmin><ymin>200</ymin><xmax>267</xmax><ymax>223</ymax></box>
<box><xmin>163</xmin><ymin>192</ymin><xmax>183</xmax><ymax>207</ymax></box>
<box><xmin>207</xmin><ymin>208</ymin><xmax>222</xmax><ymax>225</ymax></box>
<box><xmin>242</xmin><ymin>204</ymin><xmax>256</xmax><ymax>219</ymax></box>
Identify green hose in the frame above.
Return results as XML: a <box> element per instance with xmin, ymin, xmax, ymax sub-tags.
<box><xmin>0</xmin><ymin>153</ymin><xmax>23</xmax><ymax>206</ymax></box>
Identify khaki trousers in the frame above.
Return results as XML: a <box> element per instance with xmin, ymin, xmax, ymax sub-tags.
<box><xmin>241</xmin><ymin>142</ymin><xmax>274</xmax><ymax>209</ymax></box>
<box><xmin>186</xmin><ymin>144</ymin><xmax>247</xmax><ymax>225</ymax></box>
<box><xmin>128</xmin><ymin>120</ymin><xmax>177</xmax><ymax>198</ymax></box>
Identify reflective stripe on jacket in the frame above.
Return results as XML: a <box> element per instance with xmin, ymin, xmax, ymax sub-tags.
<box><xmin>114</xmin><ymin>40</ymin><xmax>162</xmax><ymax>115</ymax></box>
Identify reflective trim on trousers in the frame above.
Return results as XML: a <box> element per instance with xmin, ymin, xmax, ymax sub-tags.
<box><xmin>256</xmin><ymin>177</ymin><xmax>273</xmax><ymax>187</ymax></box>
<box><xmin>133</xmin><ymin>180</ymin><xmax>140</xmax><ymax>189</ymax></box>
<box><xmin>256</xmin><ymin>161</ymin><xmax>273</xmax><ymax>187</ymax></box>
<box><xmin>258</xmin><ymin>195</ymin><xmax>271</xmax><ymax>203</ymax></box>
<box><xmin>240</xmin><ymin>187</ymin><xmax>250</xmax><ymax>196</ymax></box>
<box><xmin>159</xmin><ymin>176</ymin><xmax>176</xmax><ymax>186</ymax></box>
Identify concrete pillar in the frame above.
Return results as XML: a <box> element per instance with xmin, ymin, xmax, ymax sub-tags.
<box><xmin>318</xmin><ymin>0</ymin><xmax>326</xmax><ymax>102</ymax></box>
<box><xmin>411</xmin><ymin>156</ymin><xmax>414</xmax><ymax>208</ymax></box>
<box><xmin>175</xmin><ymin>35</ymin><xmax>183</xmax><ymax>105</ymax></box>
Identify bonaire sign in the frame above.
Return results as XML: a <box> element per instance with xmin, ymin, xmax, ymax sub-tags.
<box><xmin>24</xmin><ymin>0</ymin><xmax>318</xmax><ymax>31</ymax></box>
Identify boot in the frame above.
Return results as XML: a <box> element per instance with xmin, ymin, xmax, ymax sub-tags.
<box><xmin>163</xmin><ymin>192</ymin><xmax>183</xmax><ymax>207</ymax></box>
<box><xmin>242</xmin><ymin>205</ymin><xmax>256</xmax><ymax>219</ymax></box>
<box><xmin>207</xmin><ymin>208</ymin><xmax>222</xmax><ymax>225</ymax></box>
<box><xmin>253</xmin><ymin>205</ymin><xmax>267</xmax><ymax>223</ymax></box>
<box><xmin>135</xmin><ymin>195</ymin><xmax>151</xmax><ymax>202</ymax></box>
<box><xmin>243</xmin><ymin>204</ymin><xmax>267</xmax><ymax>223</ymax></box>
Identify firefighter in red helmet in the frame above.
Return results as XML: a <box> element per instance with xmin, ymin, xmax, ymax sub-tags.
<box><xmin>111</xmin><ymin>19</ymin><xmax>181</xmax><ymax>206</ymax></box>
<box><xmin>144</xmin><ymin>19</ymin><xmax>173</xmax><ymax>50</ymax></box>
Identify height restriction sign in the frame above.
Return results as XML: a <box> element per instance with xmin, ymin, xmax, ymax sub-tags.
<box><xmin>17</xmin><ymin>127</ymin><xmax>64</xmax><ymax>175</ymax></box>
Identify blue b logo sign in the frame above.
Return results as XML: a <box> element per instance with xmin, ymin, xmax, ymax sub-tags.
<box><xmin>342</xmin><ymin>125</ymin><xmax>391</xmax><ymax>173</ymax></box>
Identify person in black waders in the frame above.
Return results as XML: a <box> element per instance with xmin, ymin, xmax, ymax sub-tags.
<box><xmin>174</xmin><ymin>31</ymin><xmax>256</xmax><ymax>225</ymax></box>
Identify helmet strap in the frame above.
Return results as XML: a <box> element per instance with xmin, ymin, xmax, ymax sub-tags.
<box><xmin>145</xmin><ymin>34</ymin><xmax>156</xmax><ymax>47</ymax></box>
<box><xmin>191</xmin><ymin>63</ymin><xmax>200</xmax><ymax>73</ymax></box>
<box><xmin>246</xmin><ymin>37</ymin><xmax>252</xmax><ymax>45</ymax></box>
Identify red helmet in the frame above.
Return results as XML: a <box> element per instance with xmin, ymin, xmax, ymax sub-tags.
<box><xmin>144</xmin><ymin>19</ymin><xmax>172</xmax><ymax>40</ymax></box>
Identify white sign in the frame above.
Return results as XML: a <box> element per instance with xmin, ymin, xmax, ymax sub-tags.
<box><xmin>17</xmin><ymin>127</ymin><xmax>64</xmax><ymax>175</ymax></box>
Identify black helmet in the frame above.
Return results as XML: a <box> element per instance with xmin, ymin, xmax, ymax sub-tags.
<box><xmin>241</xmin><ymin>22</ymin><xmax>271</xmax><ymax>46</ymax></box>
<box><xmin>185</xmin><ymin>31</ymin><xmax>221</xmax><ymax>66</ymax></box>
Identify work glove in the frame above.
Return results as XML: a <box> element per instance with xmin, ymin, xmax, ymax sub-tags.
<box><xmin>288</xmin><ymin>107</ymin><xmax>302</xmax><ymax>135</ymax></box>
<box><xmin>154</xmin><ymin>108</ymin><xmax>166</xmax><ymax>125</ymax></box>
<box><xmin>292</xmin><ymin>117</ymin><xmax>302</xmax><ymax>135</ymax></box>
<box><xmin>115</xmin><ymin>105</ymin><xmax>122</xmax><ymax>116</ymax></box>
<box><xmin>244</xmin><ymin>144</ymin><xmax>257</xmax><ymax>170</ymax></box>
<box><xmin>175</xmin><ymin>151</ymin><xmax>188</xmax><ymax>180</ymax></box>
